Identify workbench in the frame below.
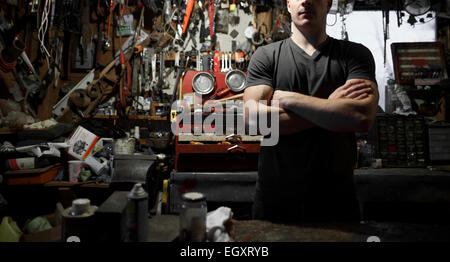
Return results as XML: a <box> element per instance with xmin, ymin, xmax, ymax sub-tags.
<box><xmin>356</xmin><ymin>167</ymin><xmax>450</xmax><ymax>203</ymax></box>
<box><xmin>10</xmin><ymin>167</ymin><xmax>450</xmax><ymax>242</ymax></box>
<box><xmin>20</xmin><ymin>213</ymin><xmax>450</xmax><ymax>242</ymax></box>
<box><xmin>149</xmin><ymin>167</ymin><xmax>450</xmax><ymax>242</ymax></box>
<box><xmin>354</xmin><ymin>167</ymin><xmax>450</xmax><ymax>222</ymax></box>
<box><xmin>168</xmin><ymin>167</ymin><xmax>450</xmax><ymax>222</ymax></box>
<box><xmin>147</xmin><ymin>214</ymin><xmax>450</xmax><ymax>242</ymax></box>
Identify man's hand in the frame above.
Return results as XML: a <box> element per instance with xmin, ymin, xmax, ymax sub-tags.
<box><xmin>272</xmin><ymin>90</ymin><xmax>293</xmax><ymax>101</ymax></box>
<box><xmin>244</xmin><ymin>85</ymin><xmax>315</xmax><ymax>135</ymax></box>
<box><xmin>272</xmin><ymin>90</ymin><xmax>298</xmax><ymax>108</ymax></box>
<box><xmin>328</xmin><ymin>79</ymin><xmax>373</xmax><ymax>100</ymax></box>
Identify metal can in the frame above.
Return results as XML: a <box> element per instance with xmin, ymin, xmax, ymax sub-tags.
<box><xmin>125</xmin><ymin>183</ymin><xmax>148</xmax><ymax>242</ymax></box>
<box><xmin>179</xmin><ymin>192</ymin><xmax>207</xmax><ymax>242</ymax></box>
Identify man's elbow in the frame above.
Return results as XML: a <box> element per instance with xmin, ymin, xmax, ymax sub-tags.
<box><xmin>354</xmin><ymin>98</ymin><xmax>378</xmax><ymax>133</ymax></box>
<box><xmin>355</xmin><ymin>113</ymin><xmax>375</xmax><ymax>133</ymax></box>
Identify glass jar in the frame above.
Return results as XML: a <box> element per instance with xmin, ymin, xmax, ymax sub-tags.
<box><xmin>179</xmin><ymin>192</ymin><xmax>207</xmax><ymax>242</ymax></box>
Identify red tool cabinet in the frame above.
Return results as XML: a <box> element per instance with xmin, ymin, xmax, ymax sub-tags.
<box><xmin>174</xmin><ymin>70</ymin><xmax>261</xmax><ymax>172</ymax></box>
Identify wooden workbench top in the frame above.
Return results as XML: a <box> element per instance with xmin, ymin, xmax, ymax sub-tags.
<box><xmin>355</xmin><ymin>167</ymin><xmax>450</xmax><ymax>176</ymax></box>
<box><xmin>147</xmin><ymin>215</ymin><xmax>450</xmax><ymax>242</ymax></box>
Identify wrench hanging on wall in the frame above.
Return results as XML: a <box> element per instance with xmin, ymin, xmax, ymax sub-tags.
<box><xmin>382</xmin><ymin>8</ymin><xmax>389</xmax><ymax>66</ymax></box>
<box><xmin>131</xmin><ymin>53</ymin><xmax>140</xmax><ymax>97</ymax></box>
<box><xmin>142</xmin><ymin>47</ymin><xmax>153</xmax><ymax>92</ymax></box>
<box><xmin>150</xmin><ymin>52</ymin><xmax>157</xmax><ymax>92</ymax></box>
<box><xmin>155</xmin><ymin>51</ymin><xmax>165</xmax><ymax>100</ymax></box>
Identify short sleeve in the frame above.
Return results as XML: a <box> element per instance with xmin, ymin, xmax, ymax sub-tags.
<box><xmin>346</xmin><ymin>43</ymin><xmax>377</xmax><ymax>84</ymax></box>
<box><xmin>245</xmin><ymin>46</ymin><xmax>274</xmax><ymax>88</ymax></box>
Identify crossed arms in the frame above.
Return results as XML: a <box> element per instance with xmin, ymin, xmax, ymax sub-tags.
<box><xmin>243</xmin><ymin>79</ymin><xmax>379</xmax><ymax>135</ymax></box>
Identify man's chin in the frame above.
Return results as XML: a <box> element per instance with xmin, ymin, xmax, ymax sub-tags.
<box><xmin>293</xmin><ymin>20</ymin><xmax>314</xmax><ymax>29</ymax></box>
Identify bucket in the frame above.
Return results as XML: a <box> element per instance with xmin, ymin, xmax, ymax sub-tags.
<box><xmin>114</xmin><ymin>138</ymin><xmax>135</xmax><ymax>155</ymax></box>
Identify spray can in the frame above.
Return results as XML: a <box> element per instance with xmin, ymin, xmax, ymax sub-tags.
<box><xmin>125</xmin><ymin>183</ymin><xmax>148</xmax><ymax>242</ymax></box>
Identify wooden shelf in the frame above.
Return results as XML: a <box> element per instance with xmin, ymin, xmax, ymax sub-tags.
<box><xmin>176</xmin><ymin>143</ymin><xmax>260</xmax><ymax>154</ymax></box>
<box><xmin>0</xmin><ymin>128</ymin><xmax>21</xmax><ymax>135</ymax></box>
<box><xmin>44</xmin><ymin>181</ymin><xmax>110</xmax><ymax>188</ymax></box>
<box><xmin>128</xmin><ymin>115</ymin><xmax>168</xmax><ymax>120</ymax></box>
<box><xmin>87</xmin><ymin>115</ymin><xmax>167</xmax><ymax>120</ymax></box>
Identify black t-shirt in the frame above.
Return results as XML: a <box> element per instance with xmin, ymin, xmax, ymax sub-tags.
<box><xmin>246</xmin><ymin>37</ymin><xmax>376</xmax><ymax>220</ymax></box>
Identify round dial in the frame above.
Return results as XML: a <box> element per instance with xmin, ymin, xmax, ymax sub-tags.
<box><xmin>404</xmin><ymin>0</ymin><xmax>431</xmax><ymax>16</ymax></box>
<box><xmin>225</xmin><ymin>70</ymin><xmax>247</xmax><ymax>92</ymax></box>
<box><xmin>192</xmin><ymin>72</ymin><xmax>215</xmax><ymax>95</ymax></box>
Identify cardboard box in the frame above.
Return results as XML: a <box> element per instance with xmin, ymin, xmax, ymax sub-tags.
<box><xmin>21</xmin><ymin>214</ymin><xmax>62</xmax><ymax>242</ymax></box>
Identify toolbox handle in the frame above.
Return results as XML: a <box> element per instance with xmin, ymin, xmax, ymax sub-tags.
<box><xmin>227</xmin><ymin>144</ymin><xmax>247</xmax><ymax>153</ymax></box>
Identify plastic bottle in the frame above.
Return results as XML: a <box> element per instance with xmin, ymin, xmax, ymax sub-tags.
<box><xmin>0</xmin><ymin>216</ymin><xmax>22</xmax><ymax>242</ymax></box>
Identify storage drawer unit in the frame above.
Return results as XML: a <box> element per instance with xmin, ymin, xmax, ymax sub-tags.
<box><xmin>428</xmin><ymin>125</ymin><xmax>450</xmax><ymax>162</ymax></box>
<box><xmin>371</xmin><ymin>114</ymin><xmax>427</xmax><ymax>167</ymax></box>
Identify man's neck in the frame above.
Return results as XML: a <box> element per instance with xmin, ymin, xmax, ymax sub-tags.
<box><xmin>290</xmin><ymin>23</ymin><xmax>328</xmax><ymax>56</ymax></box>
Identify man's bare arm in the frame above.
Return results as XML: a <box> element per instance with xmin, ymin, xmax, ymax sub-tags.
<box><xmin>243</xmin><ymin>84</ymin><xmax>315</xmax><ymax>135</ymax></box>
<box><xmin>273</xmin><ymin>79</ymin><xmax>379</xmax><ymax>133</ymax></box>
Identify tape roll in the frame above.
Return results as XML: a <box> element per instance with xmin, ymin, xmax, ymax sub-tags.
<box><xmin>70</xmin><ymin>89</ymin><xmax>91</xmax><ymax>108</ymax></box>
<box><xmin>87</xmin><ymin>85</ymin><xmax>100</xmax><ymax>98</ymax></box>
<box><xmin>251</xmin><ymin>30</ymin><xmax>265</xmax><ymax>46</ymax></box>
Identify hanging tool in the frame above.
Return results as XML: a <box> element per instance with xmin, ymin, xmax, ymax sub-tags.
<box><xmin>70</xmin><ymin>89</ymin><xmax>91</xmax><ymax>108</ymax></box>
<box><xmin>208</xmin><ymin>0</ymin><xmax>216</xmax><ymax>37</ymax></box>
<box><xmin>91</xmin><ymin>60</ymin><xmax>117</xmax><ymax>90</ymax></box>
<box><xmin>87</xmin><ymin>84</ymin><xmax>101</xmax><ymax>98</ymax></box>
<box><xmin>340</xmin><ymin>15</ymin><xmax>348</xmax><ymax>41</ymax></box>
<box><xmin>132</xmin><ymin>54</ymin><xmax>140</xmax><ymax>97</ymax></box>
<box><xmin>142</xmin><ymin>47</ymin><xmax>153</xmax><ymax>92</ymax></box>
<box><xmin>104</xmin><ymin>0</ymin><xmax>116</xmax><ymax>50</ymax></box>
<box><xmin>134</xmin><ymin>45</ymin><xmax>143</xmax><ymax>54</ymax></box>
<box><xmin>186</xmin><ymin>27</ymin><xmax>198</xmax><ymax>48</ymax></box>
<box><xmin>213</xmin><ymin>50</ymin><xmax>221</xmax><ymax>72</ymax></box>
<box><xmin>155</xmin><ymin>51</ymin><xmax>165</xmax><ymax>100</ymax></box>
<box><xmin>221</xmin><ymin>51</ymin><xmax>232</xmax><ymax>72</ymax></box>
<box><xmin>118</xmin><ymin>1</ymin><xmax>129</xmax><ymax>106</ymax></box>
<box><xmin>117</xmin><ymin>3</ymin><xmax>146</xmax><ymax>107</ymax></box>
<box><xmin>396</xmin><ymin>0</ymin><xmax>403</xmax><ymax>27</ymax></box>
<box><xmin>196</xmin><ymin>50</ymin><xmax>201</xmax><ymax>71</ymax></box>
<box><xmin>54</xmin><ymin>45</ymin><xmax>123</xmax><ymax>118</ymax></box>
<box><xmin>132</xmin><ymin>44</ymin><xmax>143</xmax><ymax>97</ymax></box>
<box><xmin>150</xmin><ymin>53</ymin><xmax>157</xmax><ymax>91</ymax></box>
<box><xmin>182</xmin><ymin>0</ymin><xmax>195</xmax><ymax>35</ymax></box>
<box><xmin>382</xmin><ymin>9</ymin><xmax>389</xmax><ymax>66</ymax></box>
<box><xmin>230</xmin><ymin>0</ymin><xmax>236</xmax><ymax>12</ymax></box>
<box><xmin>163</xmin><ymin>0</ymin><xmax>172</xmax><ymax>25</ymax></box>
<box><xmin>55</xmin><ymin>58</ymin><xmax>117</xmax><ymax>119</ymax></box>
